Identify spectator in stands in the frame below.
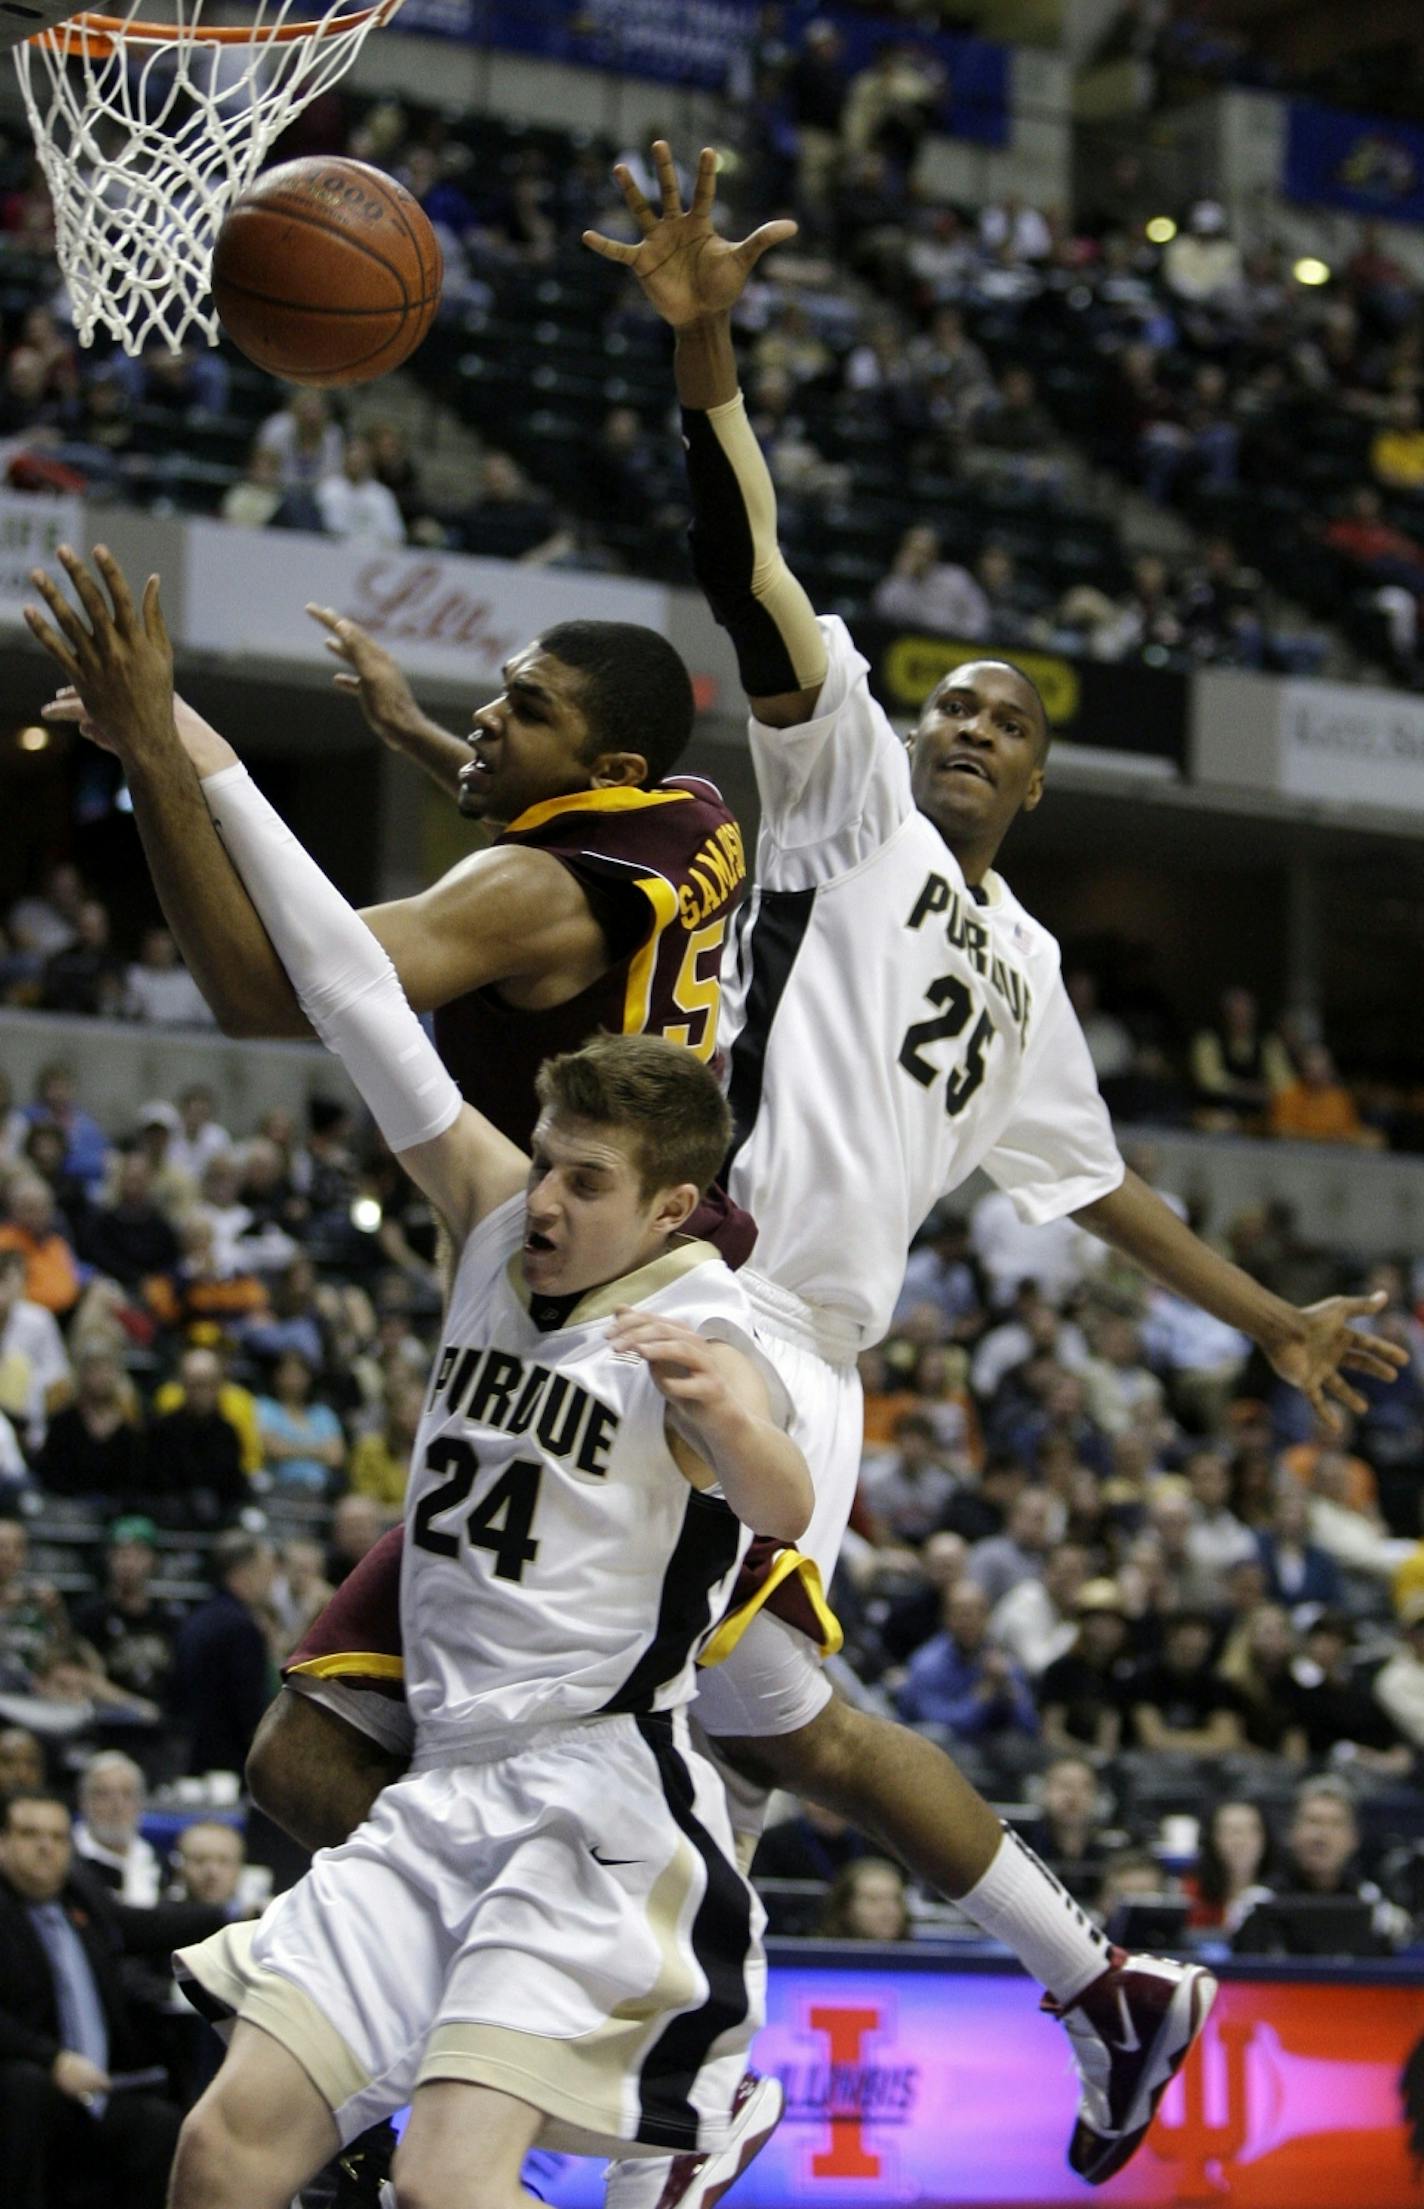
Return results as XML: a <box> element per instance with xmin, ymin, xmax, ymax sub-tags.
<box><xmin>270</xmin><ymin>1537</ymin><xmax>333</xmax><ymax>1652</ymax></box>
<box><xmin>315</xmin><ymin>432</ymin><xmax>407</xmax><ymax>546</ymax></box>
<box><xmin>151</xmin><ymin>1340</ymin><xmax>260</xmax><ymax>1483</ymax></box>
<box><xmin>817</xmin><ymin>1858</ymin><xmax>910</xmax><ymax>1942</ymax></box>
<box><xmin>970</xmin><ymin>1185</ymin><xmax>1092</xmax><ymax>1309</ymax></box>
<box><xmin>39</xmin><ymin>899</ymin><xmax>125</xmax><ymax>1019</ymax></box>
<box><xmin>347</xmin><ymin>1371</ymin><xmax>422</xmax><ymax>1509</ymax></box>
<box><xmin>859</xmin><ymin>1409</ymin><xmax>960</xmax><ymax>1547</ymax></box>
<box><xmin>23</xmin><ymin>1060</ymin><xmax>108</xmax><ymax>1192</ymax></box>
<box><xmin>1270</xmin><ymin>1043</ymin><xmax>1379</xmax><ymax>1146</ymax></box>
<box><xmin>0</xmin><ymin>1245</ymin><xmax>70</xmax><ymax>1453</ymax></box>
<box><xmin>991</xmin><ymin>1540</ymin><xmax>1090</xmax><ymax>1678</ymax></box>
<box><xmin>256</xmin><ymin>386</ymin><xmax>343</xmax><ymax>490</ymax></box>
<box><xmin>1162</xmin><ymin>198</ymin><xmax>1242</xmax><ymax>304</ymax></box>
<box><xmin>873</xmin><ymin>1528</ymin><xmax>969</xmax><ymax>1667</ymax></box>
<box><xmin>1096</xmin><ymin>1851</ymin><xmax>1177</xmax><ymax>1936</ymax></box>
<box><xmin>0</xmin><ymin>1175</ymin><xmax>80</xmax><ymax>1318</ymax></box>
<box><xmin>1179</xmin><ymin>535</ymin><xmax>1268</xmax><ymax>666</ymax></box>
<box><xmin>872</xmin><ymin>524</ymin><xmax>989</xmax><ymax>637</ymax></box>
<box><xmin>980</xmin><ymin>194</ymin><xmax>1053</xmax><ymax>264</ymax></box>
<box><xmin>121</xmin><ymin>339</ymin><xmax>227</xmax><ymax>418</ymax></box>
<box><xmin>1371</xmin><ymin>390</ymin><xmax>1424</xmax><ymax>494</ymax></box>
<box><xmin>1291</xmin><ymin>1611</ymin><xmax>1410</xmax><ymax>1774</ymax></box>
<box><xmin>842</xmin><ymin>39</ymin><xmax>943</xmax><ymax>178</ymax></box>
<box><xmin>0</xmin><ymin>1787</ymin><xmax>182</xmax><ymax>2209</ymax></box>
<box><xmin>34</xmin><ymin>1343</ymin><xmax>143</xmax><ymax>1504</ymax></box>
<box><xmin>73</xmin><ymin>1518</ymin><xmax>179</xmax><ymax>1709</ymax></box>
<box><xmin>172</xmin><ymin>1530</ymin><xmax>276</xmax><ymax>1777</ymax></box>
<box><xmin>169</xmin><ymin>1821</ymin><xmax>245</xmax><ymax>1909</ymax></box>
<box><xmin>325</xmin><ymin>1491</ymin><xmax>385</xmax><ymax>1589</ymax></box>
<box><xmin>130</xmin><ymin>1103</ymin><xmax>193</xmax><ymax>1217</ymax></box>
<box><xmin>1039</xmin><ymin>1578</ymin><xmax>1136</xmax><ymax>1759</ymax></box>
<box><xmin>0</xmin><ymin>1516</ymin><xmax>71</xmax><ymax>1689</ymax></box>
<box><xmin>1182</xmin><ymin>1798</ymin><xmax>1276</xmax><ymax>1933</ymax></box>
<box><xmin>972</xmin><ymin>1285</ymin><xmax>1087</xmax><ymax>1401</ymax></box>
<box><xmin>1236</xmin><ymin>1778</ymin><xmax>1408</xmax><ymax>1954</ymax></box>
<box><xmin>364</xmin><ymin>418</ymin><xmax>427</xmax><ymax>529</ymax></box>
<box><xmin>1065</xmin><ymin>971</ymin><xmax>1134</xmax><ymax>1085</ymax></box>
<box><xmin>1130</xmin><ymin>1608</ymin><xmax>1244</xmax><ymax>1754</ymax></box>
<box><xmin>1184</xmin><ymin>1448</ymin><xmax>1258</xmax><ymax>1582</ymax></box>
<box><xmin>1373</xmin><ymin>1595</ymin><xmax>1424</xmax><ymax>1753</ymax></box>
<box><xmin>969</xmin><ymin>542</ymin><xmax>1048</xmax><ymax>643</ymax></box>
<box><xmin>1218</xmin><ymin>1603</ymin><xmax>1307</xmax><ymax>1759</ymax></box>
<box><xmin>0</xmin><ymin>1725</ymin><xmax>44</xmax><ymax>1790</ymax></box>
<box><xmin>1033</xmin><ymin>1754</ymin><xmax>1120</xmax><ymax>1904</ymax></box>
<box><xmin>892</xmin><ymin>1216</ymin><xmax>986</xmax><ymax>1337</ymax></box>
<box><xmin>8</xmin><ymin>865</ymin><xmax>84</xmax><ymax>965</ymax></box>
<box><xmin>754</xmin><ymin>1798</ymin><xmax>868</xmax><ymax>1886</ymax></box>
<box><xmin>895</xmin><ymin>1579</ymin><xmax>1038</xmax><ymax>1756</ymax></box>
<box><xmin>785</xmin><ymin>20</ymin><xmax>848</xmax><ymax>218</ymax></box>
<box><xmin>968</xmin><ymin>1485</ymin><xmax>1057</xmax><ymax>1607</ymax></box>
<box><xmin>1256</xmin><ymin>1482</ymin><xmax>1344</xmax><ymax>1610</ymax></box>
<box><xmin>256</xmin><ymin>1350</ymin><xmax>345</xmax><ymax>1497</ymax></box>
<box><xmin>73</xmin><ymin>1752</ymin><xmax>161</xmax><ymax>1906</ymax></box>
<box><xmin>166</xmin><ymin>1085</ymin><xmax>230</xmax><ymax>1191</ymax></box>
<box><xmin>458</xmin><ymin>450</ymin><xmax>561</xmax><ymax>562</ymax></box>
<box><xmin>145</xmin><ymin>1347</ymin><xmax>248</xmax><ymax>1526</ymax></box>
<box><xmin>78</xmin><ymin>1151</ymin><xmax>180</xmax><ymax>1290</ymax></box>
<box><xmin>122</xmin><ymin>927</ymin><xmax>212</xmax><ymax>1028</ymax></box>
<box><xmin>1191</xmin><ymin>986</ymin><xmax>1293</xmax><ymax>1130</ymax></box>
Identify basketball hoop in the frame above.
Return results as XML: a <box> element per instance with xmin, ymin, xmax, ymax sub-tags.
<box><xmin>15</xmin><ymin>0</ymin><xmax>405</xmax><ymax>354</ymax></box>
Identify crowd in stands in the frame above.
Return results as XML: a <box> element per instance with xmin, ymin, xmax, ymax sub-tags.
<box><xmin>3</xmin><ymin>48</ymin><xmax>1424</xmax><ymax>683</ymax></box>
<box><xmin>0</xmin><ymin>1038</ymin><xmax>1422</xmax><ymax>1995</ymax></box>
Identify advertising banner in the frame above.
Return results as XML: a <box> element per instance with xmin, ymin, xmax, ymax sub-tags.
<box><xmin>390</xmin><ymin>0</ymin><xmax>1010</xmax><ymax>146</ymax></box>
<box><xmin>522</xmin><ymin>1953</ymin><xmax>1424</xmax><ymax>2206</ymax></box>
<box><xmin>855</xmin><ymin>618</ymin><xmax>1189</xmax><ymax>767</ymax></box>
<box><xmin>181</xmin><ymin>517</ymin><xmax>672</xmax><ymax>692</ymax></box>
<box><xmin>1278</xmin><ymin>676</ymin><xmax>1424</xmax><ymax>817</ymax></box>
<box><xmin>1285</xmin><ymin>100</ymin><xmax>1424</xmax><ymax>226</ymax></box>
<box><xmin>0</xmin><ymin>490</ymin><xmax>82</xmax><ymax>620</ymax></box>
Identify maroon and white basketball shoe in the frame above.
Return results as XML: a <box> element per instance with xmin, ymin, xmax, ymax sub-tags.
<box><xmin>1045</xmin><ymin>1948</ymin><xmax>1217</xmax><ymax>2185</ymax></box>
<box><xmin>604</xmin><ymin>2073</ymin><xmax>785</xmax><ymax>2209</ymax></box>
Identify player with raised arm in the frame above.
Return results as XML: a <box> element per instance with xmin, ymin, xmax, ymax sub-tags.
<box><xmin>30</xmin><ymin>559</ymin><xmax>809</xmax><ymax>2209</ymax></box>
<box><xmin>575</xmin><ymin>141</ymin><xmax>1410</xmax><ymax>2192</ymax></box>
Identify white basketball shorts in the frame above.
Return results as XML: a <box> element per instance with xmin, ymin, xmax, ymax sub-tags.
<box><xmin>175</xmin><ymin>1710</ymin><xmax>764</xmax><ymax>2159</ymax></box>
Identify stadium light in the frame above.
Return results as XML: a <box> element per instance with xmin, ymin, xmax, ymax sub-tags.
<box><xmin>351</xmin><ymin>1195</ymin><xmax>382</xmax><ymax>1232</ymax></box>
<box><xmin>1294</xmin><ymin>255</ymin><xmax>1331</xmax><ymax>286</ymax></box>
<box><xmin>16</xmin><ymin>724</ymin><xmax>49</xmax><ymax>751</ymax></box>
<box><xmin>1145</xmin><ymin>216</ymin><xmax>1177</xmax><ymax>244</ymax></box>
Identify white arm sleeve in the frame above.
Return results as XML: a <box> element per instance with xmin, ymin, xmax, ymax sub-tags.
<box><xmin>980</xmin><ymin>974</ymin><xmax>1126</xmax><ymax>1225</ymax></box>
<box><xmin>749</xmin><ymin>616</ymin><xmax>916</xmax><ymax>888</ymax></box>
<box><xmin>201</xmin><ymin>764</ymin><xmax>462</xmax><ymax>1157</ymax></box>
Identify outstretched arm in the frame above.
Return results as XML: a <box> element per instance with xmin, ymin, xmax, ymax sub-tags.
<box><xmin>306</xmin><ymin>604</ymin><xmax>471</xmax><ymax>802</ymax></box>
<box><xmin>585</xmin><ymin>142</ymin><xmax>826</xmax><ymax>729</ymax></box>
<box><xmin>35</xmin><ymin>553</ymin><xmax>613</xmax><ymax>1032</ymax></box>
<box><xmin>1075</xmin><ymin>1167</ymin><xmax>1406</xmax><ymax>1428</ymax></box>
<box><xmin>27</xmin><ymin>551</ymin><xmax>526</xmax><ymax>1241</ymax></box>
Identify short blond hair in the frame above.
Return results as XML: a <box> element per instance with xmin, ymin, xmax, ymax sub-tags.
<box><xmin>535</xmin><ymin>1033</ymin><xmax>731</xmax><ymax>1198</ymax></box>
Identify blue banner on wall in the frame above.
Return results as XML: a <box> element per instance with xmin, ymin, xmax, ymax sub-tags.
<box><xmin>391</xmin><ymin>0</ymin><xmax>1010</xmax><ymax>148</ymax></box>
<box><xmin>1285</xmin><ymin>99</ymin><xmax>1424</xmax><ymax>224</ymax></box>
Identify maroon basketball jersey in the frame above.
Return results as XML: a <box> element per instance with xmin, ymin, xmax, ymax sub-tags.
<box><xmin>433</xmin><ymin>776</ymin><xmax>748</xmax><ymax>1148</ymax></box>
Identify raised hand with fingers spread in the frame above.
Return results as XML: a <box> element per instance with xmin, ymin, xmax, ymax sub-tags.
<box><xmin>583</xmin><ymin>140</ymin><xmax>796</xmax><ymax>326</ymax></box>
<box><xmin>24</xmin><ymin>542</ymin><xmax>174</xmax><ymax>760</ymax></box>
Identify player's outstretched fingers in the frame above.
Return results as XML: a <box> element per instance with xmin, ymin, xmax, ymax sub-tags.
<box><xmin>56</xmin><ymin>543</ymin><xmax>115</xmax><ymax>638</ymax></box>
<box><xmin>582</xmin><ymin>227</ymin><xmax>642</xmax><ymax>266</ymax></box>
<box><xmin>651</xmin><ymin>139</ymin><xmax>684</xmax><ymax>218</ymax></box>
<box><xmin>689</xmin><ymin>145</ymin><xmax>719</xmax><ymax>219</ymax></box>
<box><xmin>1342</xmin><ymin>1337</ymin><xmax>1408</xmax><ymax>1379</ymax></box>
<box><xmin>611</xmin><ymin>160</ymin><xmax>658</xmax><ymax>235</ymax></box>
<box><xmin>27</xmin><ymin>566</ymin><xmax>90</xmax><ymax>657</ymax></box>
<box><xmin>92</xmin><ymin>543</ymin><xmax>137</xmax><ymax>629</ymax></box>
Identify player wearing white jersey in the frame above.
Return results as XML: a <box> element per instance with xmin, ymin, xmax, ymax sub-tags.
<box><xmin>583</xmin><ymin>140</ymin><xmax>1410</xmax><ymax>2195</ymax></box>
<box><xmin>26</xmin><ymin>555</ymin><xmax>812</xmax><ymax>2209</ymax></box>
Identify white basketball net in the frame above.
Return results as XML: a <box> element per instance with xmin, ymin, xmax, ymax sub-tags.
<box><xmin>14</xmin><ymin>0</ymin><xmax>403</xmax><ymax>354</ymax></box>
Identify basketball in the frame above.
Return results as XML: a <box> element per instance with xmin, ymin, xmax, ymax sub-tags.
<box><xmin>211</xmin><ymin>156</ymin><xmax>443</xmax><ymax>388</ymax></box>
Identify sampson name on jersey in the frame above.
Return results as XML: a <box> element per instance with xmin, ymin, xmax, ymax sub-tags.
<box><xmin>719</xmin><ymin>616</ymin><xmax>1124</xmax><ymax>1355</ymax></box>
<box><xmin>402</xmin><ymin>1193</ymin><xmax>787</xmax><ymax>1758</ymax></box>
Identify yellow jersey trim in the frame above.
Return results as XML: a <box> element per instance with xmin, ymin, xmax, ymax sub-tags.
<box><xmin>505</xmin><ymin>787</ymin><xmax>693</xmax><ymax>838</ymax></box>
<box><xmin>286</xmin><ymin>1652</ymin><xmax>406</xmax><ymax>1683</ymax></box>
<box><xmin>698</xmin><ymin>1547</ymin><xmax>843</xmax><ymax>1668</ymax></box>
<box><xmin>622</xmin><ymin>871</ymin><xmax>681</xmax><ymax>1039</ymax></box>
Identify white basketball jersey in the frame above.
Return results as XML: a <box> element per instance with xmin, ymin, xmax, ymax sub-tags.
<box><xmin>720</xmin><ymin>617</ymin><xmax>1124</xmax><ymax>1350</ymax></box>
<box><xmin>401</xmin><ymin>1196</ymin><xmax>773</xmax><ymax>1756</ymax></box>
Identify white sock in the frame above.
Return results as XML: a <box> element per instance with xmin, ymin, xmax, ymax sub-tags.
<box><xmin>957</xmin><ymin>1826</ymin><xmax>1112</xmax><ymax>2005</ymax></box>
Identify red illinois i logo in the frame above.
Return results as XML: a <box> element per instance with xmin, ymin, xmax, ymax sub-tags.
<box><xmin>807</xmin><ymin>2006</ymin><xmax>885</xmax><ymax>2179</ymax></box>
